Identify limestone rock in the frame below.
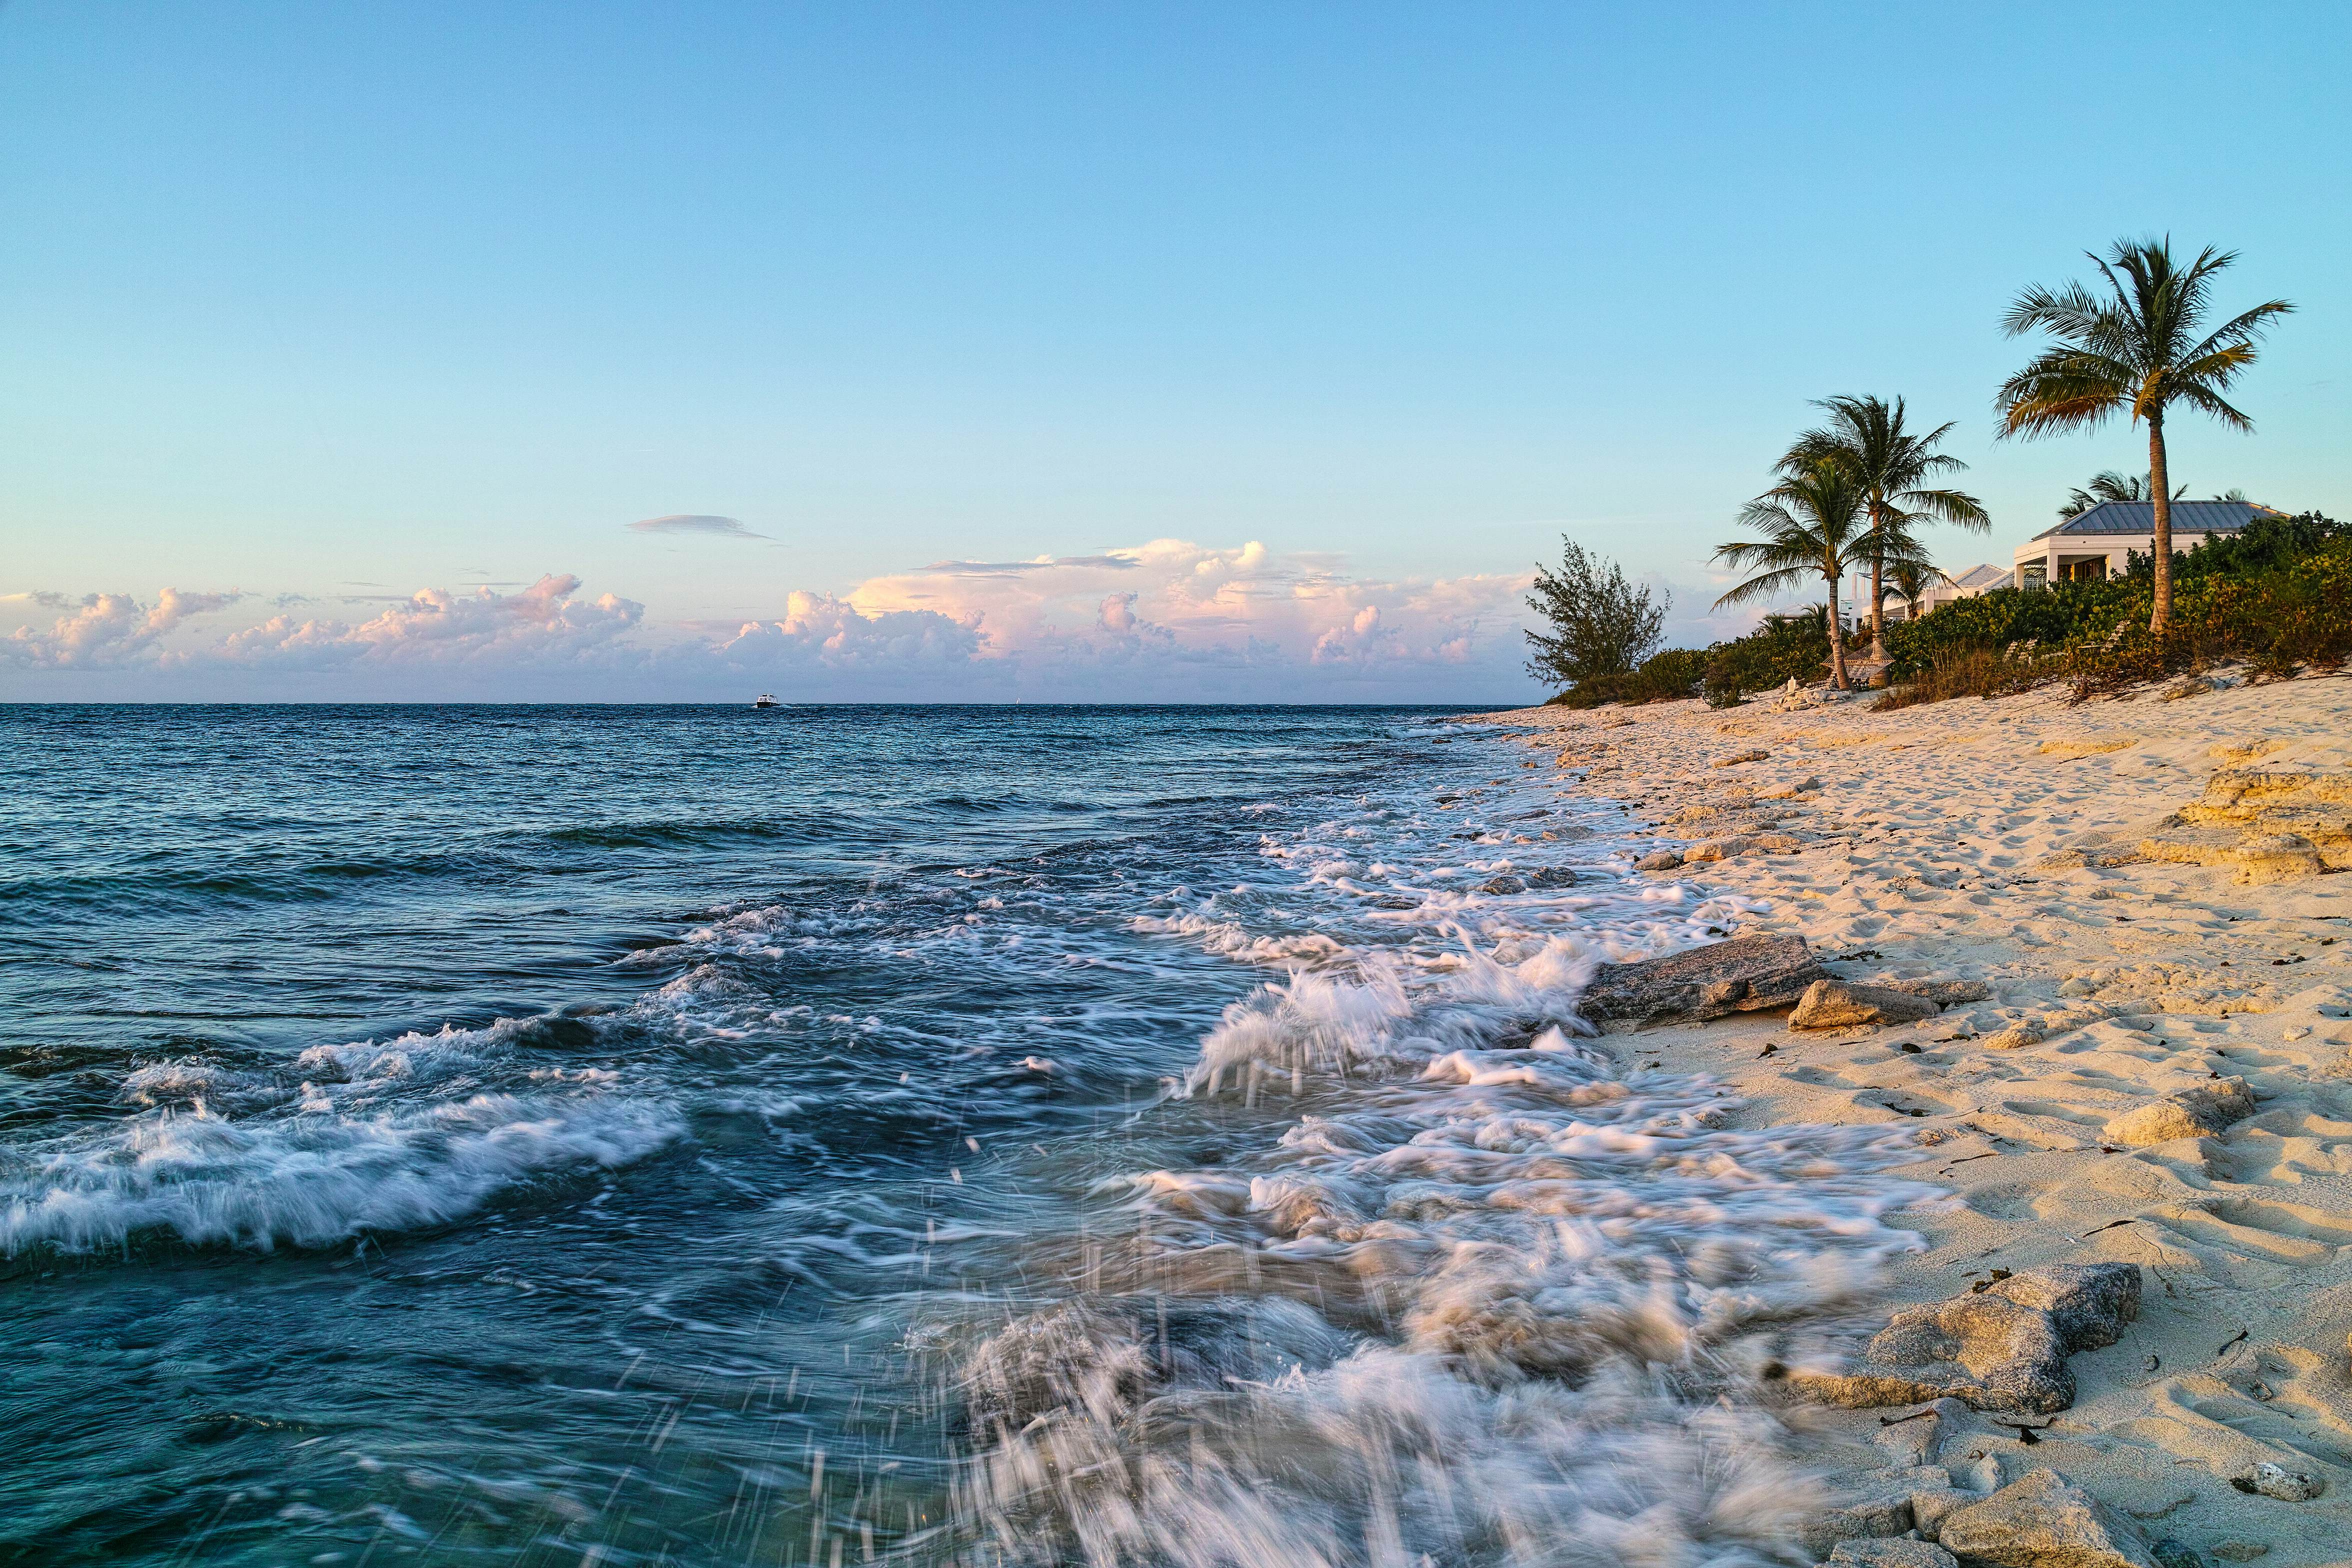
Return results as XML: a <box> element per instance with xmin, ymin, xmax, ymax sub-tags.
<box><xmin>1480</xmin><ymin>874</ymin><xmax>1526</xmax><ymax>894</ymax></box>
<box><xmin>1686</xmin><ymin>835</ymin><xmax>1755</xmax><ymax>862</ymax></box>
<box><xmin>2101</xmin><ymin>1078</ymin><xmax>2256</xmax><ymax>1146</ymax></box>
<box><xmin>1758</xmin><ymin>776</ymin><xmax>1822</xmax><ymax>800</ymax></box>
<box><xmin>1829</xmin><ymin>1542</ymin><xmax>1958</xmax><ymax>1568</ymax></box>
<box><xmin>1913</xmin><ymin>1483</ymin><xmax>1972</xmax><ymax>1538</ymax></box>
<box><xmin>1983</xmin><ymin>1025</ymin><xmax>2044</xmax><ymax>1052</ymax></box>
<box><xmin>1524</xmin><ymin>866</ymin><xmax>1580</xmax><ymax>888</ymax></box>
<box><xmin>2237</xmin><ymin>1462</ymin><xmax>2320</xmax><ymax>1502</ymax></box>
<box><xmin>1634</xmin><ymin>850</ymin><xmax>1684</xmax><ymax>872</ymax></box>
<box><xmin>1578</xmin><ymin>934</ymin><xmax>1830</xmax><ymax>1024</ymax></box>
<box><xmin>2230</xmin><ymin>833</ymin><xmax>2326</xmax><ymax>885</ymax></box>
<box><xmin>2140</xmin><ymin>824</ymin><xmax>2327</xmax><ymax>884</ymax></box>
<box><xmin>1800</xmin><ymin>1485</ymin><xmax>1919</xmax><ymax>1557</ymax></box>
<box><xmin>1792</xmin><ymin>980</ymin><xmax>1945</xmax><ymax>1030</ymax></box>
<box><xmin>1791</xmin><ymin>1265</ymin><xmax>2140</xmax><ymax>1414</ymax></box>
<box><xmin>1884</xmin><ymin>978</ymin><xmax>1994</xmax><ymax>1006</ymax></box>
<box><xmin>1936</xmin><ymin>1468</ymin><xmax>2160</xmax><ymax>1568</ymax></box>
<box><xmin>1714</xmin><ymin>748</ymin><xmax>1770</xmax><ymax>767</ymax></box>
<box><xmin>2148</xmin><ymin>1541</ymin><xmax>2206</xmax><ymax>1568</ymax></box>
<box><xmin>1870</xmin><ymin>1401</ymin><xmax>1955</xmax><ymax>1468</ymax></box>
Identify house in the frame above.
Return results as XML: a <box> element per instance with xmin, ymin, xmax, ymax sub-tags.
<box><xmin>1888</xmin><ymin>562</ymin><xmax>2006</xmax><ymax>621</ymax></box>
<box><xmin>2010</xmin><ymin>500</ymin><xmax>2278</xmax><ymax>588</ymax></box>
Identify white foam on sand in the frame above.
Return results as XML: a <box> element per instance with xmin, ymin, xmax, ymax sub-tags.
<box><xmin>941</xmin><ymin>736</ymin><xmax>1942</xmax><ymax>1566</ymax></box>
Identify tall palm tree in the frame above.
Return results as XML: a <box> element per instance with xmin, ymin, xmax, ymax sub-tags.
<box><xmin>1784</xmin><ymin>396</ymin><xmax>1987</xmax><ymax>642</ymax></box>
<box><xmin>2058</xmin><ymin>468</ymin><xmax>2186</xmax><ymax>520</ymax></box>
<box><xmin>1713</xmin><ymin>458</ymin><xmax>1927</xmax><ymax>690</ymax></box>
<box><xmin>1996</xmin><ymin>238</ymin><xmax>2292</xmax><ymax>630</ymax></box>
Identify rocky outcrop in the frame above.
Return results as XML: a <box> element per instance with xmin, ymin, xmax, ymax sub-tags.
<box><xmin>1827</xmin><ymin>1542</ymin><xmax>1958</xmax><ymax>1568</ymax></box>
<box><xmin>1792</xmin><ymin>1264</ymin><xmax>2140</xmax><ymax>1414</ymax></box>
<box><xmin>1934</xmin><ymin>1469</ymin><xmax>2160</xmax><ymax>1568</ymax></box>
<box><xmin>2132</xmin><ymin>764</ymin><xmax>2352</xmax><ymax>883</ymax></box>
<box><xmin>2140</xmin><ymin>827</ymin><xmax>2326</xmax><ymax>886</ymax></box>
<box><xmin>1802</xmin><ymin>1472</ymin><xmax>1958</xmax><ymax>1558</ymax></box>
<box><xmin>1577</xmin><ymin>934</ymin><xmax>1828</xmax><ymax>1024</ymax></box>
<box><xmin>2100</xmin><ymin>1078</ymin><xmax>2256</xmax><ymax>1146</ymax></box>
<box><xmin>1792</xmin><ymin>980</ymin><xmax>1944</xmax><ymax>1030</ymax></box>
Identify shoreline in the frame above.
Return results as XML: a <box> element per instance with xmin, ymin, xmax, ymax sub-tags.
<box><xmin>1466</xmin><ymin>677</ymin><xmax>2352</xmax><ymax>1566</ymax></box>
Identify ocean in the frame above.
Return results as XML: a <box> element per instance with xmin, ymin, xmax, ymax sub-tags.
<box><xmin>0</xmin><ymin>704</ymin><xmax>1930</xmax><ymax>1566</ymax></box>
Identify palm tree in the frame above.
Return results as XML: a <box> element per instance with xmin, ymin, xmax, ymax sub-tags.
<box><xmin>2058</xmin><ymin>469</ymin><xmax>2186</xmax><ymax>520</ymax></box>
<box><xmin>1996</xmin><ymin>238</ymin><xmax>2292</xmax><ymax>630</ymax></box>
<box><xmin>1886</xmin><ymin>560</ymin><xmax>1952</xmax><ymax>621</ymax></box>
<box><xmin>1713</xmin><ymin>458</ymin><xmax>1928</xmax><ymax>690</ymax></box>
<box><xmin>1784</xmin><ymin>396</ymin><xmax>1987</xmax><ymax>643</ymax></box>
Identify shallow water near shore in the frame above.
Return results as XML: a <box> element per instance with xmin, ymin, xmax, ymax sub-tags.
<box><xmin>0</xmin><ymin>704</ymin><xmax>1933</xmax><ymax>1566</ymax></box>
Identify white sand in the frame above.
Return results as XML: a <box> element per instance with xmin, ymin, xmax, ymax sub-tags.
<box><xmin>1470</xmin><ymin>674</ymin><xmax>2352</xmax><ymax>1566</ymax></box>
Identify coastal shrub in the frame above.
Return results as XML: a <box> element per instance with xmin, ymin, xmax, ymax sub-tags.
<box><xmin>1548</xmin><ymin>646</ymin><xmax>1713</xmax><ymax>708</ymax></box>
<box><xmin>1872</xmin><ymin>644</ymin><xmax>2030</xmax><ymax>711</ymax></box>
<box><xmin>2126</xmin><ymin>510</ymin><xmax>2348</xmax><ymax>584</ymax></box>
<box><xmin>1880</xmin><ymin>580</ymin><xmax>2134</xmax><ymax>679</ymax></box>
<box><xmin>2066</xmin><ymin>531</ymin><xmax>2352</xmax><ymax>699</ymax></box>
<box><xmin>1702</xmin><ymin>610</ymin><xmax>1832</xmax><ymax>706</ymax></box>
<box><xmin>1524</xmin><ymin>540</ymin><xmax>1667</xmax><ymax>691</ymax></box>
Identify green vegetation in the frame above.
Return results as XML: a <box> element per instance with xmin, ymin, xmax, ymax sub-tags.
<box><xmin>1874</xmin><ymin>512</ymin><xmax>2350</xmax><ymax>707</ymax></box>
<box><xmin>1710</xmin><ymin>456</ymin><xmax>1922</xmax><ymax>690</ymax></box>
<box><xmin>1543</xmin><ymin>608</ymin><xmax>1846</xmax><ymax>710</ymax></box>
<box><xmin>2058</xmin><ymin>469</ymin><xmax>2184</xmax><ymax>518</ymax></box>
<box><xmin>1782</xmin><ymin>396</ymin><xmax>1986</xmax><ymax>637</ymax></box>
<box><xmin>1530</xmin><ymin>234</ymin><xmax>2306</xmax><ymax>712</ymax></box>
<box><xmin>1522</xmin><ymin>538</ymin><xmax>1666</xmax><ymax>691</ymax></box>
<box><xmin>1996</xmin><ymin>237</ymin><xmax>2294</xmax><ymax>631</ymax></box>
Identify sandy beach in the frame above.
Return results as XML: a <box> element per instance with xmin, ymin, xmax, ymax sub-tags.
<box><xmin>1468</xmin><ymin>674</ymin><xmax>2352</xmax><ymax>1566</ymax></box>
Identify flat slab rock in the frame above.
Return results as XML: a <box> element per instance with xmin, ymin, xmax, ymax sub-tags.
<box><xmin>1792</xmin><ymin>1264</ymin><xmax>2140</xmax><ymax>1415</ymax></box>
<box><xmin>1578</xmin><ymin>934</ymin><xmax>1828</xmax><ymax>1024</ymax></box>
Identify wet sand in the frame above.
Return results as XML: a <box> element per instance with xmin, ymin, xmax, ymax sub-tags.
<box><xmin>1469</xmin><ymin>674</ymin><xmax>2352</xmax><ymax>1566</ymax></box>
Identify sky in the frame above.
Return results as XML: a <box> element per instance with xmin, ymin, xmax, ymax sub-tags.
<box><xmin>3</xmin><ymin>1</ymin><xmax>2346</xmax><ymax>702</ymax></box>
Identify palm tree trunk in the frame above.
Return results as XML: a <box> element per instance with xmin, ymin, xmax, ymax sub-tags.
<box><xmin>2148</xmin><ymin>413</ymin><xmax>2172</xmax><ymax>633</ymax></box>
<box><xmin>1868</xmin><ymin>504</ymin><xmax>1886</xmax><ymax>638</ymax></box>
<box><xmin>1825</xmin><ymin>576</ymin><xmax>1848</xmax><ymax>690</ymax></box>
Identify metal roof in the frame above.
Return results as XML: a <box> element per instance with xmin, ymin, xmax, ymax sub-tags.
<box><xmin>1948</xmin><ymin>564</ymin><xmax>2008</xmax><ymax>588</ymax></box>
<box><xmin>2030</xmin><ymin>500</ymin><xmax>2274</xmax><ymax>540</ymax></box>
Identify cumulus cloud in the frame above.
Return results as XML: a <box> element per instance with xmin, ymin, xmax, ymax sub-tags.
<box><xmin>4</xmin><ymin>587</ymin><xmax>245</xmax><ymax>668</ymax></box>
<box><xmin>216</xmin><ymin>575</ymin><xmax>642</xmax><ymax>670</ymax></box>
<box><xmin>3</xmin><ymin>538</ymin><xmax>1544</xmax><ymax>702</ymax></box>
<box><xmin>629</xmin><ymin>514</ymin><xmax>768</xmax><ymax>540</ymax></box>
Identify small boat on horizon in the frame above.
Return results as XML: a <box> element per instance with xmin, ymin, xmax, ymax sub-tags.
<box><xmin>752</xmin><ymin>694</ymin><xmax>780</xmax><ymax>708</ymax></box>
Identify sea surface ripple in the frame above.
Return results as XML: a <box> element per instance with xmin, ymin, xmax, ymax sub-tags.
<box><xmin>0</xmin><ymin>704</ymin><xmax>1930</xmax><ymax>1566</ymax></box>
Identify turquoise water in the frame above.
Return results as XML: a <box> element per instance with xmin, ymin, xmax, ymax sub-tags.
<box><xmin>0</xmin><ymin>705</ymin><xmax>1926</xmax><ymax>1566</ymax></box>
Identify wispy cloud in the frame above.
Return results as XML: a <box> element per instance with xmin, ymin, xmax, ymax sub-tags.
<box><xmin>628</xmin><ymin>514</ymin><xmax>768</xmax><ymax>540</ymax></box>
<box><xmin>916</xmin><ymin>553</ymin><xmax>1142</xmax><ymax>576</ymax></box>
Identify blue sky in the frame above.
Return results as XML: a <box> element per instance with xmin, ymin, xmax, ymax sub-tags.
<box><xmin>3</xmin><ymin>2</ymin><xmax>2346</xmax><ymax>700</ymax></box>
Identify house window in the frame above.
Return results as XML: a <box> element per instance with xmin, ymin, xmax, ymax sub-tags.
<box><xmin>2058</xmin><ymin>558</ymin><xmax>2106</xmax><ymax>582</ymax></box>
<box><xmin>2020</xmin><ymin>566</ymin><xmax>2047</xmax><ymax>590</ymax></box>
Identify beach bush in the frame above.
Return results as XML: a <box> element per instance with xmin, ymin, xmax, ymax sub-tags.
<box><xmin>1524</xmin><ymin>540</ymin><xmax>1668</xmax><ymax>691</ymax></box>
<box><xmin>1701</xmin><ymin>610</ymin><xmax>1833</xmax><ymax>706</ymax></box>
<box><xmin>2066</xmin><ymin>528</ymin><xmax>2352</xmax><ymax>698</ymax></box>
<box><xmin>1546</xmin><ymin>646</ymin><xmax>1710</xmax><ymax>708</ymax></box>
<box><xmin>1870</xmin><ymin>512</ymin><xmax>2349</xmax><ymax>704</ymax></box>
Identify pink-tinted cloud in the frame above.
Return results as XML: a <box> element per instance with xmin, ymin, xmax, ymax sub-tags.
<box><xmin>2</xmin><ymin>587</ymin><xmax>246</xmax><ymax>668</ymax></box>
<box><xmin>212</xmin><ymin>575</ymin><xmax>642</xmax><ymax>670</ymax></box>
<box><xmin>2</xmin><ymin>540</ymin><xmax>1540</xmax><ymax>701</ymax></box>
